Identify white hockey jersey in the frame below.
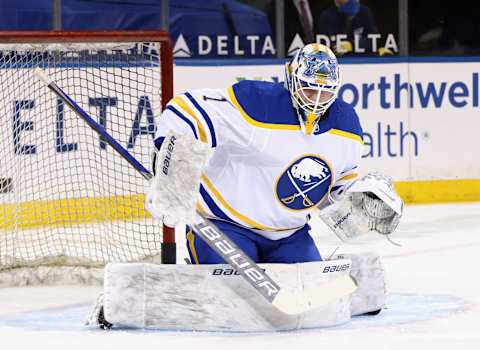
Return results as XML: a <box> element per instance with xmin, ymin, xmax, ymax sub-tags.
<box><xmin>154</xmin><ymin>80</ymin><xmax>363</xmax><ymax>240</ymax></box>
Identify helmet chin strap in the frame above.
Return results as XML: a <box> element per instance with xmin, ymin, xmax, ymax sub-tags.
<box><xmin>300</xmin><ymin>112</ymin><xmax>318</xmax><ymax>135</ymax></box>
<box><xmin>299</xmin><ymin>85</ymin><xmax>324</xmax><ymax>135</ymax></box>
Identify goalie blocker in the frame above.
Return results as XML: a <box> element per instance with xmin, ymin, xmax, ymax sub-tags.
<box><xmin>87</xmin><ymin>252</ymin><xmax>386</xmax><ymax>332</ymax></box>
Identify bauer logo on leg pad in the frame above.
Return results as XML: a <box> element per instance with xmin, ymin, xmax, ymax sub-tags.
<box><xmin>212</xmin><ymin>268</ymin><xmax>240</xmax><ymax>275</ymax></box>
<box><xmin>212</xmin><ymin>268</ymin><xmax>266</xmax><ymax>276</ymax></box>
<box><xmin>322</xmin><ymin>263</ymin><xmax>351</xmax><ymax>273</ymax></box>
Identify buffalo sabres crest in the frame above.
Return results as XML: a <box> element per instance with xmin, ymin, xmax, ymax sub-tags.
<box><xmin>276</xmin><ymin>155</ymin><xmax>332</xmax><ymax>210</ymax></box>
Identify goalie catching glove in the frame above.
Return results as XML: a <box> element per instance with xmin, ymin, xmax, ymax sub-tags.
<box><xmin>145</xmin><ymin>131</ymin><xmax>212</xmax><ymax>227</ymax></box>
<box><xmin>319</xmin><ymin>172</ymin><xmax>403</xmax><ymax>242</ymax></box>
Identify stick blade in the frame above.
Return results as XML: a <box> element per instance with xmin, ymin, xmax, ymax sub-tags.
<box><xmin>272</xmin><ymin>275</ymin><xmax>357</xmax><ymax>315</ymax></box>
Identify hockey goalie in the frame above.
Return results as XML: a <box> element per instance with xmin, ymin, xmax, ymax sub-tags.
<box><xmin>89</xmin><ymin>44</ymin><xmax>403</xmax><ymax>331</ymax></box>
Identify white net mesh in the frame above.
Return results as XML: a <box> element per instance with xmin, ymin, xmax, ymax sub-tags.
<box><xmin>0</xmin><ymin>38</ymin><xmax>170</xmax><ymax>271</ymax></box>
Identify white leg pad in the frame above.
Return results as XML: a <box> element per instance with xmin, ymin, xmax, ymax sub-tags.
<box><xmin>92</xmin><ymin>261</ymin><xmax>354</xmax><ymax>332</ymax></box>
<box><xmin>333</xmin><ymin>252</ymin><xmax>387</xmax><ymax>316</ymax></box>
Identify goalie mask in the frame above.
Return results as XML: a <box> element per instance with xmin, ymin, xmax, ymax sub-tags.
<box><xmin>285</xmin><ymin>44</ymin><xmax>340</xmax><ymax>135</ymax></box>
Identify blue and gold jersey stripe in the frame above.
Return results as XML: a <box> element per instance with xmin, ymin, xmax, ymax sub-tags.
<box><xmin>168</xmin><ymin>95</ymin><xmax>215</xmax><ymax>146</ymax></box>
<box><xmin>228</xmin><ymin>86</ymin><xmax>301</xmax><ymax>131</ymax></box>
<box><xmin>338</xmin><ymin>172</ymin><xmax>359</xmax><ymax>181</ymax></box>
<box><xmin>228</xmin><ymin>85</ymin><xmax>365</xmax><ymax>144</ymax></box>
<box><xmin>328</xmin><ymin>129</ymin><xmax>364</xmax><ymax>144</ymax></box>
<box><xmin>185</xmin><ymin>93</ymin><xmax>217</xmax><ymax>147</ymax></box>
<box><xmin>165</xmin><ymin>105</ymin><xmax>199</xmax><ymax>140</ymax></box>
<box><xmin>200</xmin><ymin>173</ymin><xmax>296</xmax><ymax>232</ymax></box>
<box><xmin>330</xmin><ymin>171</ymin><xmax>359</xmax><ymax>195</ymax></box>
<box><xmin>169</xmin><ymin>96</ymin><xmax>208</xmax><ymax>143</ymax></box>
<box><xmin>186</xmin><ymin>228</ymin><xmax>200</xmax><ymax>264</ymax></box>
<box><xmin>168</xmin><ymin>94</ymin><xmax>218</xmax><ymax>147</ymax></box>
<box><xmin>199</xmin><ymin>184</ymin><xmax>234</xmax><ymax>223</ymax></box>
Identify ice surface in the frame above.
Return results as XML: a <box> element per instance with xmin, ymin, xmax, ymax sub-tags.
<box><xmin>1</xmin><ymin>203</ymin><xmax>479</xmax><ymax>350</ymax></box>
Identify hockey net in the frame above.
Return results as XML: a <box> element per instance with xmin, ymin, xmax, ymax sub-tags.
<box><xmin>0</xmin><ymin>31</ymin><xmax>173</xmax><ymax>284</ymax></box>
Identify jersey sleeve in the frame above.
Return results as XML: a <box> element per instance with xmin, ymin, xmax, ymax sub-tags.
<box><xmin>330</xmin><ymin>145</ymin><xmax>363</xmax><ymax>200</ymax></box>
<box><xmin>154</xmin><ymin>90</ymin><xmax>220</xmax><ymax>150</ymax></box>
<box><xmin>154</xmin><ymin>88</ymin><xmax>255</xmax><ymax>152</ymax></box>
<box><xmin>330</xmin><ymin>165</ymin><xmax>360</xmax><ymax>198</ymax></box>
<box><xmin>317</xmin><ymin>161</ymin><xmax>361</xmax><ymax>212</ymax></box>
<box><xmin>325</xmin><ymin>102</ymin><xmax>364</xmax><ymax>202</ymax></box>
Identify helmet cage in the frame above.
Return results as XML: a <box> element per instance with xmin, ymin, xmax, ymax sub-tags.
<box><xmin>291</xmin><ymin>75</ymin><xmax>338</xmax><ymax>118</ymax></box>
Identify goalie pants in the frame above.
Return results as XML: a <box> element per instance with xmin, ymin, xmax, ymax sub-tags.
<box><xmin>186</xmin><ymin>219</ymin><xmax>322</xmax><ymax>264</ymax></box>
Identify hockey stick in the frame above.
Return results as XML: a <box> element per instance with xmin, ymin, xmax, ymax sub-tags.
<box><xmin>34</xmin><ymin>68</ymin><xmax>357</xmax><ymax>315</ymax></box>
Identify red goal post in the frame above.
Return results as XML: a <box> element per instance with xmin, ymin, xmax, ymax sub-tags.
<box><xmin>0</xmin><ymin>30</ymin><xmax>176</xmax><ymax>281</ymax></box>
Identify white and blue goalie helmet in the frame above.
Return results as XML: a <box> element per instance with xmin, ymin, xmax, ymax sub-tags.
<box><xmin>285</xmin><ymin>44</ymin><xmax>340</xmax><ymax>135</ymax></box>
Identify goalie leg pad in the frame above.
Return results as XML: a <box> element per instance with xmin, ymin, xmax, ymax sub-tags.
<box><xmin>91</xmin><ymin>261</ymin><xmax>354</xmax><ymax>332</ymax></box>
<box><xmin>332</xmin><ymin>252</ymin><xmax>386</xmax><ymax>316</ymax></box>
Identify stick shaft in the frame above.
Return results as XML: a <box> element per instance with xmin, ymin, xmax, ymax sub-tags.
<box><xmin>49</xmin><ymin>82</ymin><xmax>151</xmax><ymax>179</ymax></box>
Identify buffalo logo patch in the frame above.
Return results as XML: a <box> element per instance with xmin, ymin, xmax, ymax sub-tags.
<box><xmin>276</xmin><ymin>155</ymin><xmax>332</xmax><ymax>210</ymax></box>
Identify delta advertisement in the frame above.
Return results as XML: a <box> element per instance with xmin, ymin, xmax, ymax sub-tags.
<box><xmin>174</xmin><ymin>60</ymin><xmax>480</xmax><ymax>201</ymax></box>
